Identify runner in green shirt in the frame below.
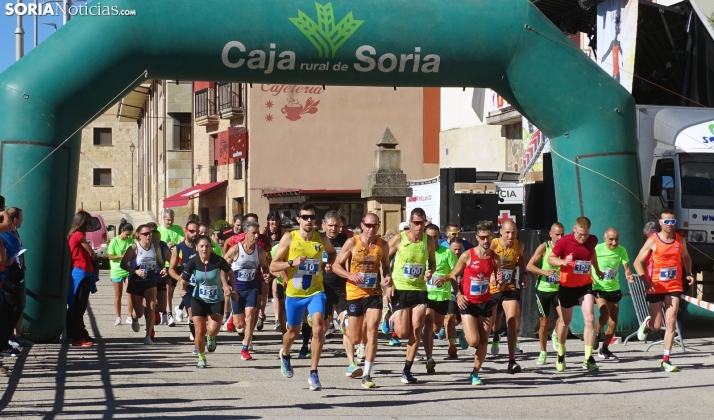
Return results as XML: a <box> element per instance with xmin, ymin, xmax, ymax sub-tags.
<box><xmin>107</xmin><ymin>223</ymin><xmax>134</xmax><ymax>325</ymax></box>
<box><xmin>593</xmin><ymin>228</ymin><xmax>633</xmax><ymax>360</ymax></box>
<box><xmin>423</xmin><ymin>224</ymin><xmax>458</xmax><ymax>373</ymax></box>
<box><xmin>526</xmin><ymin>222</ymin><xmax>564</xmax><ymax>365</ymax></box>
<box><xmin>198</xmin><ymin>223</ymin><xmax>223</xmax><ymax>257</ymax></box>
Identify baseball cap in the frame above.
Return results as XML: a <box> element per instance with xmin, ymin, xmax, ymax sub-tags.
<box><xmin>399</xmin><ymin>221</ymin><xmax>410</xmax><ymax>231</ymax></box>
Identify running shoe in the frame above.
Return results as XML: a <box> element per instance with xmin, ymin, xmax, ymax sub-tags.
<box><xmin>415</xmin><ymin>352</ymin><xmax>425</xmax><ymax>361</ymax></box>
<box><xmin>273</xmin><ymin>320</ymin><xmax>281</xmax><ymax>331</ymax></box>
<box><xmin>459</xmin><ymin>332</ymin><xmax>468</xmax><ymax>350</ymax></box>
<box><xmin>149</xmin><ymin>330</ymin><xmax>155</xmax><ymax>339</ymax></box>
<box><xmin>168</xmin><ymin>314</ymin><xmax>176</xmax><ymax>327</ymax></box>
<box><xmin>637</xmin><ymin>316</ymin><xmax>651</xmax><ymax>341</ymax></box>
<box><xmin>226</xmin><ymin>316</ymin><xmax>235</xmax><ymax>333</ymax></box>
<box><xmin>551</xmin><ymin>332</ymin><xmax>559</xmax><ymax>352</ymax></box>
<box><xmin>143</xmin><ymin>336</ymin><xmax>154</xmax><ymax>345</ymax></box>
<box><xmin>159</xmin><ymin>313</ymin><xmax>166</xmax><ymax>325</ymax></box>
<box><xmin>236</xmin><ymin>327</ymin><xmax>245</xmax><ymax>335</ymax></box>
<box><xmin>7</xmin><ymin>340</ymin><xmax>19</xmax><ymax>349</ymax></box>
<box><xmin>298</xmin><ymin>345</ymin><xmax>311</xmax><ymax>359</ymax></box>
<box><xmin>114</xmin><ymin>317</ymin><xmax>122</xmax><ymax>326</ymax></box>
<box><xmin>515</xmin><ymin>341</ymin><xmax>523</xmax><ymax>353</ymax></box>
<box><xmin>661</xmin><ymin>360</ymin><xmax>678</xmax><ymax>372</ymax></box>
<box><xmin>598</xmin><ymin>347</ymin><xmax>618</xmax><ymax>360</ymax></box>
<box><xmin>248</xmin><ymin>341</ymin><xmax>254</xmax><ymax>351</ymax></box>
<box><xmin>196</xmin><ymin>358</ymin><xmax>206</xmax><ymax>368</ymax></box>
<box><xmin>361</xmin><ymin>375</ymin><xmax>376</xmax><ymax>389</ymax></box>
<box><xmin>131</xmin><ymin>318</ymin><xmax>140</xmax><ymax>333</ymax></box>
<box><xmin>280</xmin><ymin>350</ymin><xmax>294</xmax><ymax>378</ymax></box>
<box><xmin>436</xmin><ymin>327</ymin><xmax>446</xmax><ymax>341</ymax></box>
<box><xmin>308</xmin><ymin>371</ymin><xmax>322</xmax><ymax>391</ymax></box>
<box><xmin>400</xmin><ymin>370</ymin><xmax>417</xmax><ymax>384</ymax></box>
<box><xmin>593</xmin><ymin>332</ymin><xmax>601</xmax><ymax>351</ymax></box>
<box><xmin>346</xmin><ymin>362</ymin><xmax>363</xmax><ymax>378</ymax></box>
<box><xmin>0</xmin><ymin>348</ymin><xmax>21</xmax><ymax>356</ymax></box>
<box><xmin>537</xmin><ymin>352</ymin><xmax>547</xmax><ymax>365</ymax></box>
<box><xmin>126</xmin><ymin>316</ymin><xmax>133</xmax><ymax>325</ymax></box>
<box><xmin>340</xmin><ymin>315</ymin><xmax>348</xmax><ymax>335</ymax></box>
<box><xmin>10</xmin><ymin>335</ymin><xmax>29</xmax><ymax>348</ymax></box>
<box><xmin>189</xmin><ymin>332</ymin><xmax>195</xmax><ymax>341</ymax></box>
<box><xmin>192</xmin><ymin>348</ymin><xmax>198</xmax><ymax>355</ymax></box>
<box><xmin>206</xmin><ymin>335</ymin><xmax>217</xmax><ymax>352</ymax></box>
<box><xmin>448</xmin><ymin>344</ymin><xmax>458</xmax><ymax>358</ymax></box>
<box><xmin>490</xmin><ymin>341</ymin><xmax>500</xmax><ymax>356</ymax></box>
<box><xmin>556</xmin><ymin>354</ymin><xmax>566</xmax><ymax>372</ymax></box>
<box><xmin>380</xmin><ymin>311</ymin><xmax>391</xmax><ymax>334</ymax></box>
<box><xmin>583</xmin><ymin>356</ymin><xmax>599</xmax><ymax>371</ymax></box>
<box><xmin>425</xmin><ymin>356</ymin><xmax>436</xmax><ymax>374</ymax></box>
<box><xmin>507</xmin><ymin>360</ymin><xmax>522</xmax><ymax>374</ymax></box>
<box><xmin>470</xmin><ymin>371</ymin><xmax>483</xmax><ymax>386</ymax></box>
<box><xmin>388</xmin><ymin>338</ymin><xmax>401</xmax><ymax>347</ymax></box>
<box><xmin>324</xmin><ymin>331</ymin><xmax>334</xmax><ymax>340</ymax></box>
<box><xmin>174</xmin><ymin>306</ymin><xmax>184</xmax><ymax>323</ymax></box>
<box><xmin>256</xmin><ymin>315</ymin><xmax>266</xmax><ymax>331</ymax></box>
<box><xmin>241</xmin><ymin>348</ymin><xmax>253</xmax><ymax>361</ymax></box>
<box><xmin>356</xmin><ymin>344</ymin><xmax>366</xmax><ymax>361</ymax></box>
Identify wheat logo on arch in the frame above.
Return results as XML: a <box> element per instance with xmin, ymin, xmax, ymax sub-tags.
<box><xmin>289</xmin><ymin>2</ymin><xmax>364</xmax><ymax>58</ymax></box>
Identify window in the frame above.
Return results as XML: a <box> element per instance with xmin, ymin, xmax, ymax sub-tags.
<box><xmin>234</xmin><ymin>161</ymin><xmax>243</xmax><ymax>180</ymax></box>
<box><xmin>88</xmin><ymin>217</ymin><xmax>102</xmax><ymax>232</ymax></box>
<box><xmin>93</xmin><ymin>168</ymin><xmax>112</xmax><ymax>186</ymax></box>
<box><xmin>172</xmin><ymin>113</ymin><xmax>192</xmax><ymax>150</ymax></box>
<box><xmin>93</xmin><ymin>127</ymin><xmax>112</xmax><ymax>146</ymax></box>
<box><xmin>209</xmin><ymin>166</ymin><xmax>217</xmax><ymax>183</ymax></box>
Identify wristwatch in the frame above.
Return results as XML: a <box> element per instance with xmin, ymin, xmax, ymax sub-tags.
<box><xmin>288</xmin><ymin>260</ymin><xmax>294</xmax><ymax>268</ymax></box>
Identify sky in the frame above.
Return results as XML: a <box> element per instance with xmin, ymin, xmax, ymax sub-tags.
<box><xmin>0</xmin><ymin>1</ymin><xmax>73</xmax><ymax>73</ymax></box>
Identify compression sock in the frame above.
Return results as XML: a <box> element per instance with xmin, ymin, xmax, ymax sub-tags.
<box><xmin>557</xmin><ymin>342</ymin><xmax>565</xmax><ymax>357</ymax></box>
<box><xmin>198</xmin><ymin>352</ymin><xmax>206</xmax><ymax>361</ymax></box>
<box><xmin>584</xmin><ymin>345</ymin><xmax>593</xmax><ymax>361</ymax></box>
<box><xmin>404</xmin><ymin>360</ymin><xmax>414</xmax><ymax>372</ymax></box>
<box><xmin>189</xmin><ymin>321</ymin><xmax>195</xmax><ymax>337</ymax></box>
<box><xmin>242</xmin><ymin>345</ymin><xmax>248</xmax><ymax>351</ymax></box>
<box><xmin>448</xmin><ymin>338</ymin><xmax>456</xmax><ymax>345</ymax></box>
<box><xmin>663</xmin><ymin>349</ymin><xmax>670</xmax><ymax>362</ymax></box>
<box><xmin>364</xmin><ymin>361</ymin><xmax>373</xmax><ymax>376</ymax></box>
<box><xmin>302</xmin><ymin>322</ymin><xmax>312</xmax><ymax>347</ymax></box>
<box><xmin>178</xmin><ymin>302</ymin><xmax>185</xmax><ymax>310</ymax></box>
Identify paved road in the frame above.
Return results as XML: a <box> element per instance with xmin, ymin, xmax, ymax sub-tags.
<box><xmin>1</xmin><ymin>270</ymin><xmax>713</xmax><ymax>419</ymax></box>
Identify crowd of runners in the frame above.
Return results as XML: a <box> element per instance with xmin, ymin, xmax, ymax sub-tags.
<box><xmin>51</xmin><ymin>202</ymin><xmax>697</xmax><ymax>389</ymax></box>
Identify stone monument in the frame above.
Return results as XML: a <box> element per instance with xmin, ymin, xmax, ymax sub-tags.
<box><xmin>361</xmin><ymin>128</ymin><xmax>413</xmax><ymax>237</ymax></box>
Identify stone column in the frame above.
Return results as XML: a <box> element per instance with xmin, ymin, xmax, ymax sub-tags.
<box><xmin>361</xmin><ymin>128</ymin><xmax>413</xmax><ymax>237</ymax></box>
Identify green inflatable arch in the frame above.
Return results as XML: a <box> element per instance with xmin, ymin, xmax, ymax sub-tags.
<box><xmin>0</xmin><ymin>0</ymin><xmax>643</xmax><ymax>342</ymax></box>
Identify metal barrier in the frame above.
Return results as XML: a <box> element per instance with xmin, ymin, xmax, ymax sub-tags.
<box><xmin>623</xmin><ymin>275</ymin><xmax>685</xmax><ymax>352</ymax></box>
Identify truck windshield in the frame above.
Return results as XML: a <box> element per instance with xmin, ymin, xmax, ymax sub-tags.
<box><xmin>680</xmin><ymin>155</ymin><xmax>714</xmax><ymax>209</ymax></box>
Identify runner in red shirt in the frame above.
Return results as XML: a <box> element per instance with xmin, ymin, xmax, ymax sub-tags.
<box><xmin>448</xmin><ymin>220</ymin><xmax>502</xmax><ymax>386</ymax></box>
<box><xmin>548</xmin><ymin>216</ymin><xmax>604</xmax><ymax>373</ymax></box>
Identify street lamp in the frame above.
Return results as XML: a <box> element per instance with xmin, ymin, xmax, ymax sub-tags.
<box><xmin>130</xmin><ymin>142</ymin><xmax>135</xmax><ymax>210</ymax></box>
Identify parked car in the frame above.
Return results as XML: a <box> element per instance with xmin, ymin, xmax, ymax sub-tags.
<box><xmin>87</xmin><ymin>214</ymin><xmax>115</xmax><ymax>266</ymax></box>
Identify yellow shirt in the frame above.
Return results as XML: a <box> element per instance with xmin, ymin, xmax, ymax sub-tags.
<box><xmin>491</xmin><ymin>238</ymin><xmax>520</xmax><ymax>293</ymax></box>
<box><xmin>285</xmin><ymin>230</ymin><xmax>325</xmax><ymax>298</ymax></box>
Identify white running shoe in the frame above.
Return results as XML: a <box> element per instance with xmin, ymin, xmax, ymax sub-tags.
<box><xmin>174</xmin><ymin>306</ymin><xmax>184</xmax><ymax>323</ymax></box>
<box><xmin>356</xmin><ymin>344</ymin><xmax>366</xmax><ymax>361</ymax></box>
<box><xmin>168</xmin><ymin>315</ymin><xmax>176</xmax><ymax>327</ymax></box>
<box><xmin>144</xmin><ymin>336</ymin><xmax>154</xmax><ymax>345</ymax></box>
<box><xmin>126</xmin><ymin>316</ymin><xmax>133</xmax><ymax>325</ymax></box>
<box><xmin>273</xmin><ymin>321</ymin><xmax>280</xmax><ymax>331</ymax></box>
<box><xmin>114</xmin><ymin>317</ymin><xmax>122</xmax><ymax>326</ymax></box>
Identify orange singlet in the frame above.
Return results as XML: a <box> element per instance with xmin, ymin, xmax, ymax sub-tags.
<box><xmin>346</xmin><ymin>237</ymin><xmax>384</xmax><ymax>300</ymax></box>
<box><xmin>650</xmin><ymin>233</ymin><xmax>684</xmax><ymax>294</ymax></box>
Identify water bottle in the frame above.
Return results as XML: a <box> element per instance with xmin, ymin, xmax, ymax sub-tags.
<box><xmin>140</xmin><ymin>264</ymin><xmax>147</xmax><ymax>279</ymax></box>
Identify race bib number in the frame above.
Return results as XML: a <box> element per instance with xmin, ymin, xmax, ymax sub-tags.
<box><xmin>470</xmin><ymin>277</ymin><xmax>489</xmax><ymax>296</ymax></box>
<box><xmin>502</xmin><ymin>269</ymin><xmax>514</xmax><ymax>283</ymax></box>
<box><xmin>358</xmin><ymin>272</ymin><xmax>377</xmax><ymax>289</ymax></box>
<box><xmin>427</xmin><ymin>274</ymin><xmax>444</xmax><ymax>289</ymax></box>
<box><xmin>403</xmin><ymin>263</ymin><xmax>424</xmax><ymax>279</ymax></box>
<box><xmin>199</xmin><ymin>285</ymin><xmax>217</xmax><ymax>298</ymax></box>
<box><xmin>659</xmin><ymin>267</ymin><xmax>677</xmax><ymax>281</ymax></box>
<box><xmin>545</xmin><ymin>274</ymin><xmax>560</xmax><ymax>285</ymax></box>
<box><xmin>602</xmin><ymin>268</ymin><xmax>618</xmax><ymax>281</ymax></box>
<box><xmin>236</xmin><ymin>269</ymin><xmax>256</xmax><ymax>282</ymax></box>
<box><xmin>323</xmin><ymin>247</ymin><xmax>342</xmax><ymax>263</ymax></box>
<box><xmin>297</xmin><ymin>259</ymin><xmax>320</xmax><ymax>276</ymax></box>
<box><xmin>573</xmin><ymin>260</ymin><xmax>591</xmax><ymax>275</ymax></box>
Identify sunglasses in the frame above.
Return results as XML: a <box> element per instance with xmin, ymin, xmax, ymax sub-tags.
<box><xmin>661</xmin><ymin>219</ymin><xmax>676</xmax><ymax>226</ymax></box>
<box><xmin>138</xmin><ymin>231</ymin><xmax>151</xmax><ymax>236</ymax></box>
<box><xmin>448</xmin><ymin>230</ymin><xmax>461</xmax><ymax>235</ymax></box>
<box><xmin>299</xmin><ymin>214</ymin><xmax>317</xmax><ymax>221</ymax></box>
<box><xmin>363</xmin><ymin>223</ymin><xmax>380</xmax><ymax>229</ymax></box>
<box><xmin>477</xmin><ymin>235</ymin><xmax>491</xmax><ymax>241</ymax></box>
<box><xmin>410</xmin><ymin>220</ymin><xmax>425</xmax><ymax>226</ymax></box>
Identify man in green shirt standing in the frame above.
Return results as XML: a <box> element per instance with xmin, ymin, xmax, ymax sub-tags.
<box><xmin>107</xmin><ymin>223</ymin><xmax>135</xmax><ymax>325</ymax></box>
<box><xmin>423</xmin><ymin>224</ymin><xmax>458</xmax><ymax>373</ymax></box>
<box><xmin>593</xmin><ymin>227</ymin><xmax>633</xmax><ymax>360</ymax></box>
<box><xmin>157</xmin><ymin>209</ymin><xmax>185</xmax><ymax>326</ymax></box>
<box><xmin>526</xmin><ymin>222</ymin><xmax>564</xmax><ymax>365</ymax></box>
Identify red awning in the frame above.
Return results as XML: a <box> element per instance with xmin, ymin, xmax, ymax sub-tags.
<box><xmin>163</xmin><ymin>181</ymin><xmax>227</xmax><ymax>208</ymax></box>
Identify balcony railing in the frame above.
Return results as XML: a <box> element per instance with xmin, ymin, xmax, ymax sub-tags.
<box><xmin>194</xmin><ymin>88</ymin><xmax>218</xmax><ymax>126</ymax></box>
<box><xmin>217</xmin><ymin>83</ymin><xmax>245</xmax><ymax>119</ymax></box>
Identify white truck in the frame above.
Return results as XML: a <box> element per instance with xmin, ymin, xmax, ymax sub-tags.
<box><xmin>639</xmin><ymin>105</ymin><xmax>714</xmax><ymax>272</ymax></box>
